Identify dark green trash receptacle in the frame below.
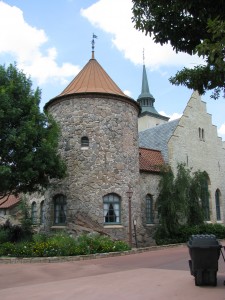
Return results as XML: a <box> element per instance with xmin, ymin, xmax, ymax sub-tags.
<box><xmin>187</xmin><ymin>234</ymin><xmax>222</xmax><ymax>286</ymax></box>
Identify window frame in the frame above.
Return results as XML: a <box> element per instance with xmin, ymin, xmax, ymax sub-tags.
<box><xmin>40</xmin><ymin>200</ymin><xmax>45</xmax><ymax>225</ymax></box>
<box><xmin>53</xmin><ymin>194</ymin><xmax>67</xmax><ymax>225</ymax></box>
<box><xmin>81</xmin><ymin>136</ymin><xmax>89</xmax><ymax>148</ymax></box>
<box><xmin>103</xmin><ymin>193</ymin><xmax>121</xmax><ymax>225</ymax></box>
<box><xmin>31</xmin><ymin>201</ymin><xmax>37</xmax><ymax>225</ymax></box>
<box><xmin>146</xmin><ymin>194</ymin><xmax>154</xmax><ymax>224</ymax></box>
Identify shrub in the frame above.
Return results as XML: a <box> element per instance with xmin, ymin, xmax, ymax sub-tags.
<box><xmin>0</xmin><ymin>229</ymin><xmax>10</xmax><ymax>243</ymax></box>
<box><xmin>154</xmin><ymin>223</ymin><xmax>225</xmax><ymax>245</ymax></box>
<box><xmin>0</xmin><ymin>220</ymin><xmax>25</xmax><ymax>242</ymax></box>
<box><xmin>0</xmin><ymin>232</ymin><xmax>130</xmax><ymax>257</ymax></box>
<box><xmin>0</xmin><ymin>242</ymin><xmax>15</xmax><ymax>257</ymax></box>
<box><xmin>32</xmin><ymin>233</ymin><xmax>49</xmax><ymax>243</ymax></box>
<box><xmin>12</xmin><ymin>242</ymin><xmax>34</xmax><ymax>257</ymax></box>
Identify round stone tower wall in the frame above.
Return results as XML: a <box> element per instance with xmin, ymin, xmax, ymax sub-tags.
<box><xmin>45</xmin><ymin>94</ymin><xmax>141</xmax><ymax>243</ymax></box>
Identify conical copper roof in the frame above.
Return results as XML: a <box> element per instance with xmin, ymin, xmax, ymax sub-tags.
<box><xmin>59</xmin><ymin>54</ymin><xmax>128</xmax><ymax>98</ymax></box>
<box><xmin>45</xmin><ymin>52</ymin><xmax>140</xmax><ymax>113</ymax></box>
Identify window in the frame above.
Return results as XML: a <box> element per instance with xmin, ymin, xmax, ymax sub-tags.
<box><xmin>215</xmin><ymin>189</ymin><xmax>221</xmax><ymax>221</ymax></box>
<box><xmin>198</xmin><ymin>127</ymin><xmax>201</xmax><ymax>140</ymax></box>
<box><xmin>40</xmin><ymin>200</ymin><xmax>45</xmax><ymax>224</ymax></box>
<box><xmin>54</xmin><ymin>194</ymin><xmax>67</xmax><ymax>225</ymax></box>
<box><xmin>146</xmin><ymin>194</ymin><xmax>154</xmax><ymax>224</ymax></box>
<box><xmin>81</xmin><ymin>136</ymin><xmax>89</xmax><ymax>148</ymax></box>
<box><xmin>103</xmin><ymin>193</ymin><xmax>121</xmax><ymax>224</ymax></box>
<box><xmin>198</xmin><ymin>127</ymin><xmax>205</xmax><ymax>141</ymax></box>
<box><xmin>202</xmin><ymin>129</ymin><xmax>205</xmax><ymax>141</ymax></box>
<box><xmin>31</xmin><ymin>202</ymin><xmax>37</xmax><ymax>225</ymax></box>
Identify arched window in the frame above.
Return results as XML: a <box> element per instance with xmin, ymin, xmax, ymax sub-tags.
<box><xmin>31</xmin><ymin>202</ymin><xmax>37</xmax><ymax>225</ymax></box>
<box><xmin>215</xmin><ymin>189</ymin><xmax>221</xmax><ymax>221</ymax></box>
<box><xmin>40</xmin><ymin>200</ymin><xmax>45</xmax><ymax>224</ymax></box>
<box><xmin>53</xmin><ymin>194</ymin><xmax>67</xmax><ymax>225</ymax></box>
<box><xmin>146</xmin><ymin>194</ymin><xmax>154</xmax><ymax>224</ymax></box>
<box><xmin>81</xmin><ymin>136</ymin><xmax>89</xmax><ymax>148</ymax></box>
<box><xmin>103</xmin><ymin>193</ymin><xmax>121</xmax><ymax>224</ymax></box>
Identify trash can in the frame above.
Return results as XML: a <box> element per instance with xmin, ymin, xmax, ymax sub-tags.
<box><xmin>187</xmin><ymin>234</ymin><xmax>222</xmax><ymax>286</ymax></box>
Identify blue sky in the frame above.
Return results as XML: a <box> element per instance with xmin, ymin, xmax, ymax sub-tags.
<box><xmin>0</xmin><ymin>0</ymin><xmax>225</xmax><ymax>140</ymax></box>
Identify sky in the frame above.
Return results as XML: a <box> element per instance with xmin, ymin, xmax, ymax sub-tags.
<box><xmin>0</xmin><ymin>0</ymin><xmax>225</xmax><ymax>140</ymax></box>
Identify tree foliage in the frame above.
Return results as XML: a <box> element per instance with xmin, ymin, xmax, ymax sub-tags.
<box><xmin>132</xmin><ymin>0</ymin><xmax>225</xmax><ymax>99</ymax></box>
<box><xmin>0</xmin><ymin>63</ymin><xmax>66</xmax><ymax>198</ymax></box>
<box><xmin>156</xmin><ymin>164</ymin><xmax>208</xmax><ymax>235</ymax></box>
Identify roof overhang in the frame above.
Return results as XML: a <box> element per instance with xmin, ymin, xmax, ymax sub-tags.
<box><xmin>44</xmin><ymin>92</ymin><xmax>141</xmax><ymax>115</ymax></box>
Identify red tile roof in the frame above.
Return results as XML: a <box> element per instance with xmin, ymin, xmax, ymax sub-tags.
<box><xmin>139</xmin><ymin>147</ymin><xmax>165</xmax><ymax>172</ymax></box>
<box><xmin>0</xmin><ymin>195</ymin><xmax>20</xmax><ymax>209</ymax></box>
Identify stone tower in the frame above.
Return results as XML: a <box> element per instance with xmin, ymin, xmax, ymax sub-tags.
<box><xmin>43</xmin><ymin>49</ymin><xmax>141</xmax><ymax>243</ymax></box>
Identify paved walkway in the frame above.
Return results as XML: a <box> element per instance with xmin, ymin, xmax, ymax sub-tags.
<box><xmin>0</xmin><ymin>245</ymin><xmax>225</xmax><ymax>300</ymax></box>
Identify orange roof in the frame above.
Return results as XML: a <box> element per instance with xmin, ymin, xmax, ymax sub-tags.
<box><xmin>0</xmin><ymin>195</ymin><xmax>20</xmax><ymax>209</ymax></box>
<box><xmin>59</xmin><ymin>57</ymin><xmax>130</xmax><ymax>98</ymax></box>
<box><xmin>139</xmin><ymin>147</ymin><xmax>164</xmax><ymax>172</ymax></box>
<box><xmin>45</xmin><ymin>53</ymin><xmax>141</xmax><ymax>114</ymax></box>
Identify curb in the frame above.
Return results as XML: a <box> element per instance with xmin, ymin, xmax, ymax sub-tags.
<box><xmin>0</xmin><ymin>243</ymin><xmax>185</xmax><ymax>264</ymax></box>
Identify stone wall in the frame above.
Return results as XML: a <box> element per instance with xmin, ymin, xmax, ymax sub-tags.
<box><xmin>0</xmin><ymin>205</ymin><xmax>21</xmax><ymax>225</ymax></box>
<box><xmin>138</xmin><ymin>171</ymin><xmax>161</xmax><ymax>246</ymax></box>
<box><xmin>168</xmin><ymin>92</ymin><xmax>225</xmax><ymax>223</ymax></box>
<box><xmin>43</xmin><ymin>94</ymin><xmax>141</xmax><ymax>244</ymax></box>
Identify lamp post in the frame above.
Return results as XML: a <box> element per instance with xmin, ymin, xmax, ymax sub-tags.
<box><xmin>126</xmin><ymin>186</ymin><xmax>133</xmax><ymax>247</ymax></box>
<box><xmin>133</xmin><ymin>219</ymin><xmax>138</xmax><ymax>248</ymax></box>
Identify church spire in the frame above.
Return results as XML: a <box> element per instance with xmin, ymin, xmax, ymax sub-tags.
<box><xmin>137</xmin><ymin>52</ymin><xmax>169</xmax><ymax>128</ymax></box>
<box><xmin>137</xmin><ymin>54</ymin><xmax>158</xmax><ymax>115</ymax></box>
<box><xmin>138</xmin><ymin>64</ymin><xmax>155</xmax><ymax>100</ymax></box>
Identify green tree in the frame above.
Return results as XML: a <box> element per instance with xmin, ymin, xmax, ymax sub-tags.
<box><xmin>0</xmin><ymin>63</ymin><xmax>66</xmax><ymax>198</ymax></box>
<box><xmin>156</xmin><ymin>165</ymin><xmax>177</xmax><ymax>235</ymax></box>
<box><xmin>187</xmin><ymin>170</ymin><xmax>209</xmax><ymax>225</ymax></box>
<box><xmin>156</xmin><ymin>164</ymin><xmax>206</xmax><ymax>236</ymax></box>
<box><xmin>132</xmin><ymin>0</ymin><xmax>225</xmax><ymax>99</ymax></box>
<box><xmin>18</xmin><ymin>196</ymin><xmax>33</xmax><ymax>240</ymax></box>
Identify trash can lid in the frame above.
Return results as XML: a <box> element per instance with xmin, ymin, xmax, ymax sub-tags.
<box><xmin>188</xmin><ymin>234</ymin><xmax>219</xmax><ymax>247</ymax></box>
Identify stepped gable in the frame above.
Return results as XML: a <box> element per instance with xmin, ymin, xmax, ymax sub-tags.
<box><xmin>139</xmin><ymin>119</ymin><xmax>180</xmax><ymax>162</ymax></box>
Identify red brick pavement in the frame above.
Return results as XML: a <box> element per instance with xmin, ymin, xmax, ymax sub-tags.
<box><xmin>0</xmin><ymin>244</ymin><xmax>224</xmax><ymax>300</ymax></box>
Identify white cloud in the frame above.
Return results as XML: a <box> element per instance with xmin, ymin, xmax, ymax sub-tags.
<box><xmin>123</xmin><ymin>90</ymin><xmax>132</xmax><ymax>97</ymax></box>
<box><xmin>18</xmin><ymin>49</ymin><xmax>80</xmax><ymax>85</ymax></box>
<box><xmin>81</xmin><ymin>0</ymin><xmax>204</xmax><ymax>69</ymax></box>
<box><xmin>0</xmin><ymin>1</ymin><xmax>80</xmax><ymax>84</ymax></box>
<box><xmin>159</xmin><ymin>111</ymin><xmax>182</xmax><ymax>121</ymax></box>
<box><xmin>218</xmin><ymin>123</ymin><xmax>225</xmax><ymax>140</ymax></box>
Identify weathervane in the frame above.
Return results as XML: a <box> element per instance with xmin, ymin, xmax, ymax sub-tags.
<box><xmin>143</xmin><ymin>48</ymin><xmax>145</xmax><ymax>65</ymax></box>
<box><xmin>91</xmin><ymin>33</ymin><xmax>98</xmax><ymax>58</ymax></box>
